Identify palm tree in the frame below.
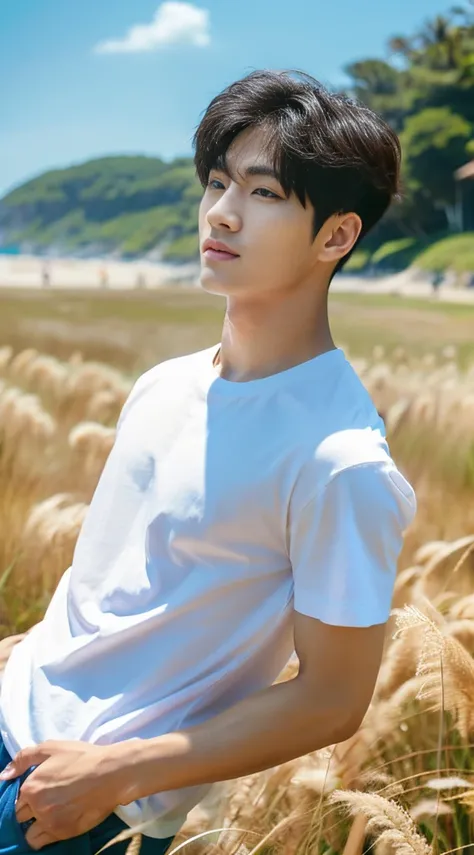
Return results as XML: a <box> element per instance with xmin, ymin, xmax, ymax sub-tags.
<box><xmin>388</xmin><ymin>36</ymin><xmax>414</xmax><ymax>61</ymax></box>
<box><xmin>450</xmin><ymin>1</ymin><xmax>474</xmax><ymax>25</ymax></box>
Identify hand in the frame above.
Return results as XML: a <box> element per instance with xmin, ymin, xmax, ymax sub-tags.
<box><xmin>0</xmin><ymin>633</ymin><xmax>26</xmax><ymax>673</ymax></box>
<box><xmin>0</xmin><ymin>740</ymin><xmax>131</xmax><ymax>850</ymax></box>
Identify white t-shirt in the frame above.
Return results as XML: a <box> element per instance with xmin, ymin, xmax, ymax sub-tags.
<box><xmin>0</xmin><ymin>344</ymin><xmax>417</xmax><ymax>838</ymax></box>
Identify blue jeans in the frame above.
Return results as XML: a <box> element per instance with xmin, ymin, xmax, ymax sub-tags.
<box><xmin>0</xmin><ymin>737</ymin><xmax>174</xmax><ymax>854</ymax></box>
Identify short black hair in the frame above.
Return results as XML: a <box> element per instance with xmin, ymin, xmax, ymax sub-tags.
<box><xmin>193</xmin><ymin>70</ymin><xmax>401</xmax><ymax>276</ymax></box>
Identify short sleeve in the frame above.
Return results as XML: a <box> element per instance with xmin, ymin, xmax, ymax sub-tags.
<box><xmin>116</xmin><ymin>384</ymin><xmax>137</xmax><ymax>435</ymax></box>
<box><xmin>115</xmin><ymin>363</ymin><xmax>163</xmax><ymax>435</ymax></box>
<box><xmin>289</xmin><ymin>461</ymin><xmax>417</xmax><ymax>627</ymax></box>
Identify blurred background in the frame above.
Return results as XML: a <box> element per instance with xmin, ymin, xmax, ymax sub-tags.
<box><xmin>1</xmin><ymin>0</ymin><xmax>474</xmax><ymax>289</ymax></box>
<box><xmin>2</xmin><ymin>5</ymin><xmax>474</xmax><ymax>855</ymax></box>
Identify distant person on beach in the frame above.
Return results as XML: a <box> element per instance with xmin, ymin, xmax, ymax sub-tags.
<box><xmin>0</xmin><ymin>70</ymin><xmax>416</xmax><ymax>854</ymax></box>
<box><xmin>41</xmin><ymin>263</ymin><xmax>51</xmax><ymax>288</ymax></box>
<box><xmin>432</xmin><ymin>269</ymin><xmax>443</xmax><ymax>295</ymax></box>
<box><xmin>99</xmin><ymin>266</ymin><xmax>109</xmax><ymax>288</ymax></box>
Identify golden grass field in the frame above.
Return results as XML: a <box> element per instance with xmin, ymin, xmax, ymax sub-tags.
<box><xmin>1</xmin><ymin>287</ymin><xmax>474</xmax><ymax>855</ymax></box>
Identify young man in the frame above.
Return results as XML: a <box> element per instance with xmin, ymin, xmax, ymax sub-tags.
<box><xmin>0</xmin><ymin>70</ymin><xmax>416</xmax><ymax>853</ymax></box>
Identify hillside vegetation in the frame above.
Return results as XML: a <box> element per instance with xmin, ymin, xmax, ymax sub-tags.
<box><xmin>346</xmin><ymin>233</ymin><xmax>474</xmax><ymax>276</ymax></box>
<box><xmin>1</xmin><ymin>3</ymin><xmax>474</xmax><ymax>269</ymax></box>
<box><xmin>0</xmin><ymin>156</ymin><xmax>201</xmax><ymax>261</ymax></box>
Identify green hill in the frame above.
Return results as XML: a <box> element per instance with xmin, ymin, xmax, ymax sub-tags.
<box><xmin>345</xmin><ymin>233</ymin><xmax>474</xmax><ymax>276</ymax></box>
<box><xmin>3</xmin><ymin>154</ymin><xmax>472</xmax><ymax>276</ymax></box>
<box><xmin>0</xmin><ymin>156</ymin><xmax>202</xmax><ymax>261</ymax></box>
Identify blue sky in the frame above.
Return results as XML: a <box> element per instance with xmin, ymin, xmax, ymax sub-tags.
<box><xmin>1</xmin><ymin>0</ymin><xmax>451</xmax><ymax>196</ymax></box>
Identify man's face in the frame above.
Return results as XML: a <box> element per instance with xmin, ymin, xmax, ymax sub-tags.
<box><xmin>198</xmin><ymin>127</ymin><xmax>319</xmax><ymax>299</ymax></box>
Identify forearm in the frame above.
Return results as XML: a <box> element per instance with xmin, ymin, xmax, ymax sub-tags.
<box><xmin>118</xmin><ymin>676</ymin><xmax>355</xmax><ymax>803</ymax></box>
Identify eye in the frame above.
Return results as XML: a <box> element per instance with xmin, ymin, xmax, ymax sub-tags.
<box><xmin>208</xmin><ymin>178</ymin><xmax>225</xmax><ymax>190</ymax></box>
<box><xmin>253</xmin><ymin>187</ymin><xmax>280</xmax><ymax>199</ymax></box>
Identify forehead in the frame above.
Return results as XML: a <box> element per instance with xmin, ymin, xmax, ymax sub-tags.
<box><xmin>224</xmin><ymin>126</ymin><xmax>275</xmax><ymax>173</ymax></box>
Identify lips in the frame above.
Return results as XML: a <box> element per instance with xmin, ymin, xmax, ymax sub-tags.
<box><xmin>202</xmin><ymin>238</ymin><xmax>240</xmax><ymax>261</ymax></box>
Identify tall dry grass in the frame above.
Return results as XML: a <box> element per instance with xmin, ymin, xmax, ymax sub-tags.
<box><xmin>356</xmin><ymin>345</ymin><xmax>474</xmax><ymax>492</ymax></box>
<box><xmin>0</xmin><ymin>346</ymin><xmax>132</xmax><ymax>629</ymax></box>
<box><xmin>1</xmin><ymin>342</ymin><xmax>474</xmax><ymax>854</ymax></box>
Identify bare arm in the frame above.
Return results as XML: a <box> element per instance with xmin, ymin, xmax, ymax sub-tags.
<box><xmin>8</xmin><ymin>613</ymin><xmax>387</xmax><ymax>846</ymax></box>
<box><xmin>119</xmin><ymin>612</ymin><xmax>387</xmax><ymax>801</ymax></box>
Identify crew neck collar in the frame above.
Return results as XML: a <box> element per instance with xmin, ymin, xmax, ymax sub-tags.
<box><xmin>198</xmin><ymin>342</ymin><xmax>347</xmax><ymax>397</ymax></box>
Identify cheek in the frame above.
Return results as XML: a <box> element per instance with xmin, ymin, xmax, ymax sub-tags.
<box><xmin>250</xmin><ymin>202</ymin><xmax>311</xmax><ymax>247</ymax></box>
<box><xmin>254</xmin><ymin>217</ymin><xmax>306</xmax><ymax>265</ymax></box>
<box><xmin>254</xmin><ymin>219</ymin><xmax>313</xmax><ymax>286</ymax></box>
<box><xmin>274</xmin><ymin>214</ymin><xmax>313</xmax><ymax>266</ymax></box>
<box><xmin>198</xmin><ymin>197</ymin><xmax>210</xmax><ymax>234</ymax></box>
<box><xmin>247</xmin><ymin>209</ymin><xmax>293</xmax><ymax>249</ymax></box>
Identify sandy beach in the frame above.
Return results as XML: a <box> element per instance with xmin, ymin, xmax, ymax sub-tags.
<box><xmin>0</xmin><ymin>255</ymin><xmax>200</xmax><ymax>290</ymax></box>
<box><xmin>1</xmin><ymin>254</ymin><xmax>474</xmax><ymax>304</ymax></box>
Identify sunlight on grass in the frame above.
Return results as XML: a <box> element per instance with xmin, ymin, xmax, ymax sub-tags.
<box><xmin>1</xmin><ymin>289</ymin><xmax>474</xmax><ymax>853</ymax></box>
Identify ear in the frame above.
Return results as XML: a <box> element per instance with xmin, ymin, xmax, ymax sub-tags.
<box><xmin>317</xmin><ymin>213</ymin><xmax>363</xmax><ymax>264</ymax></box>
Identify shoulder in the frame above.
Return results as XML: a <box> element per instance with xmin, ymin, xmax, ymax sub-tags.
<box><xmin>294</xmin><ymin>419</ymin><xmax>399</xmax><ymax>491</ymax></box>
<box><xmin>116</xmin><ymin>363</ymin><xmax>163</xmax><ymax>430</ymax></box>
<box><xmin>296</xmin><ymin>351</ymin><xmax>390</xmax><ymax>487</ymax></box>
<box><xmin>294</xmin><ymin>353</ymin><xmax>386</xmax><ymax>451</ymax></box>
<box><xmin>292</xmin><ymin>420</ymin><xmax>416</xmax><ymax>529</ymax></box>
<box><xmin>296</xmin><ymin>350</ymin><xmax>396</xmax><ymax>471</ymax></box>
<box><xmin>314</xmin><ymin>426</ymin><xmax>391</xmax><ymax>480</ymax></box>
<box><xmin>116</xmin><ymin>349</ymin><xmax>201</xmax><ymax>431</ymax></box>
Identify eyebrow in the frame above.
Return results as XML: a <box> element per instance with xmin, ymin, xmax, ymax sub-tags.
<box><xmin>212</xmin><ymin>160</ymin><xmax>281</xmax><ymax>183</ymax></box>
<box><xmin>244</xmin><ymin>164</ymin><xmax>280</xmax><ymax>180</ymax></box>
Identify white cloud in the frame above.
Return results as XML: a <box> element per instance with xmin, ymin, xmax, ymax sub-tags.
<box><xmin>95</xmin><ymin>2</ymin><xmax>210</xmax><ymax>55</ymax></box>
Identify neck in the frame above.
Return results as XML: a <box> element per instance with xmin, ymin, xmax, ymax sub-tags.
<box><xmin>214</xmin><ymin>289</ymin><xmax>335</xmax><ymax>382</ymax></box>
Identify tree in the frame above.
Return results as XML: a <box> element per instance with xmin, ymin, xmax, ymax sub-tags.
<box><xmin>400</xmin><ymin>107</ymin><xmax>472</xmax><ymax>229</ymax></box>
<box><xmin>342</xmin><ymin>60</ymin><xmax>410</xmax><ymax>130</ymax></box>
<box><xmin>343</xmin><ymin>6</ymin><xmax>474</xmax><ymax>241</ymax></box>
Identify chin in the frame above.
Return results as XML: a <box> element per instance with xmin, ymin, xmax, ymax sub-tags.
<box><xmin>199</xmin><ymin>267</ymin><xmax>237</xmax><ymax>296</ymax></box>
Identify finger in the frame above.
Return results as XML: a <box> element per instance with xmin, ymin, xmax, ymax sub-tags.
<box><xmin>15</xmin><ymin>796</ymin><xmax>35</xmax><ymax>823</ymax></box>
<box><xmin>0</xmin><ymin>634</ymin><xmax>25</xmax><ymax>649</ymax></box>
<box><xmin>26</xmin><ymin>824</ymin><xmax>59</xmax><ymax>851</ymax></box>
<box><xmin>0</xmin><ymin>743</ymin><xmax>56</xmax><ymax>779</ymax></box>
<box><xmin>0</xmin><ymin>762</ymin><xmax>18</xmax><ymax>781</ymax></box>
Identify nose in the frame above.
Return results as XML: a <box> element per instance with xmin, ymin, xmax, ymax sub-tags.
<box><xmin>205</xmin><ymin>186</ymin><xmax>242</xmax><ymax>233</ymax></box>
